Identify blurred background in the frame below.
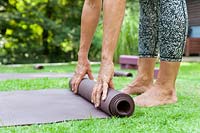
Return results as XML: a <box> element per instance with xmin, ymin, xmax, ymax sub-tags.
<box><xmin>0</xmin><ymin>0</ymin><xmax>199</xmax><ymax>64</ymax></box>
<box><xmin>0</xmin><ymin>0</ymin><xmax>139</xmax><ymax>64</ymax></box>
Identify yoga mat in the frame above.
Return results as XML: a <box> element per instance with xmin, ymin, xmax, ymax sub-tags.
<box><xmin>70</xmin><ymin>78</ymin><xmax>135</xmax><ymax>117</ymax></box>
<box><xmin>0</xmin><ymin>73</ymin><xmax>98</xmax><ymax>81</ymax></box>
<box><xmin>0</xmin><ymin>89</ymin><xmax>108</xmax><ymax>127</ymax></box>
<box><xmin>0</xmin><ymin>79</ymin><xmax>134</xmax><ymax>127</ymax></box>
<box><xmin>0</xmin><ymin>73</ymin><xmax>74</xmax><ymax>81</ymax></box>
<box><xmin>114</xmin><ymin>71</ymin><xmax>133</xmax><ymax>77</ymax></box>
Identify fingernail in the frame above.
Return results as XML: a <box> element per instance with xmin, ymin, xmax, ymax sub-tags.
<box><xmin>102</xmin><ymin>96</ymin><xmax>105</xmax><ymax>101</ymax></box>
<box><xmin>95</xmin><ymin>103</ymin><xmax>100</xmax><ymax>108</ymax></box>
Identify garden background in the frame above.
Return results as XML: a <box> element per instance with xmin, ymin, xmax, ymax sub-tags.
<box><xmin>0</xmin><ymin>0</ymin><xmax>139</xmax><ymax>64</ymax></box>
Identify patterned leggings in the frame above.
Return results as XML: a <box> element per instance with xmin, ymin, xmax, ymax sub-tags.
<box><xmin>139</xmin><ymin>0</ymin><xmax>188</xmax><ymax>62</ymax></box>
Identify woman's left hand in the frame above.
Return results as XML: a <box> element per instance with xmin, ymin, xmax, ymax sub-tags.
<box><xmin>91</xmin><ymin>61</ymin><xmax>114</xmax><ymax>107</ymax></box>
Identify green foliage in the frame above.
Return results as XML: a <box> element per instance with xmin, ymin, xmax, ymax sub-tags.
<box><xmin>0</xmin><ymin>0</ymin><xmax>83</xmax><ymax>64</ymax></box>
<box><xmin>0</xmin><ymin>0</ymin><xmax>139</xmax><ymax>64</ymax></box>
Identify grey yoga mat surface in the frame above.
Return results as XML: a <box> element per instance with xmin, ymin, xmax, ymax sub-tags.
<box><xmin>0</xmin><ymin>73</ymin><xmax>73</xmax><ymax>81</ymax></box>
<box><xmin>0</xmin><ymin>89</ymin><xmax>108</xmax><ymax>127</ymax></box>
<box><xmin>0</xmin><ymin>79</ymin><xmax>135</xmax><ymax>127</ymax></box>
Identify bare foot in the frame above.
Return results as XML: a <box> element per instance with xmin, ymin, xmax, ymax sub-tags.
<box><xmin>133</xmin><ymin>84</ymin><xmax>177</xmax><ymax>107</ymax></box>
<box><xmin>121</xmin><ymin>76</ymin><xmax>153</xmax><ymax>95</ymax></box>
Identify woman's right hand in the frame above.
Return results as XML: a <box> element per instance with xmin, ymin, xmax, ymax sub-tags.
<box><xmin>71</xmin><ymin>59</ymin><xmax>94</xmax><ymax>94</ymax></box>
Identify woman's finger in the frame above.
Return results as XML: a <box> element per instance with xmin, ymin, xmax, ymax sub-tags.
<box><xmin>102</xmin><ymin>82</ymin><xmax>108</xmax><ymax>101</ymax></box>
<box><xmin>87</xmin><ymin>69</ymin><xmax>94</xmax><ymax>80</ymax></box>
<box><xmin>109</xmin><ymin>80</ymin><xmax>114</xmax><ymax>89</ymax></box>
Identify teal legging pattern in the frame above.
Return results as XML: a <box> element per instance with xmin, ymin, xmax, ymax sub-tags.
<box><xmin>139</xmin><ymin>0</ymin><xmax>188</xmax><ymax>61</ymax></box>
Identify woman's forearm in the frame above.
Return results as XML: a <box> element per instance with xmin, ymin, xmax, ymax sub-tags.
<box><xmin>101</xmin><ymin>0</ymin><xmax>126</xmax><ymax>62</ymax></box>
<box><xmin>78</xmin><ymin>0</ymin><xmax>102</xmax><ymax>61</ymax></box>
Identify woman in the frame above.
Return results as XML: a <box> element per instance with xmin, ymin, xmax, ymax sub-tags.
<box><xmin>71</xmin><ymin>0</ymin><xmax>188</xmax><ymax>107</ymax></box>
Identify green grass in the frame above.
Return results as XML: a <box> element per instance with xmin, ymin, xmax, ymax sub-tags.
<box><xmin>0</xmin><ymin>63</ymin><xmax>78</xmax><ymax>73</ymax></box>
<box><xmin>0</xmin><ymin>62</ymin><xmax>200</xmax><ymax>133</ymax></box>
<box><xmin>0</xmin><ymin>63</ymin><xmax>136</xmax><ymax>75</ymax></box>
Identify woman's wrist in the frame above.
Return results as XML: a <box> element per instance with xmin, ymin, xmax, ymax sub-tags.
<box><xmin>78</xmin><ymin>50</ymin><xmax>88</xmax><ymax>61</ymax></box>
<box><xmin>101</xmin><ymin>53</ymin><xmax>113</xmax><ymax>64</ymax></box>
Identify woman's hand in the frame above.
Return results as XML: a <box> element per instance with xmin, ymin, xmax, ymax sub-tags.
<box><xmin>91</xmin><ymin>61</ymin><xmax>114</xmax><ymax>107</ymax></box>
<box><xmin>71</xmin><ymin>59</ymin><xmax>94</xmax><ymax>94</ymax></box>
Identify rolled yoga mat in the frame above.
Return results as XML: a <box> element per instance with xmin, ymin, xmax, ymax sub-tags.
<box><xmin>70</xmin><ymin>78</ymin><xmax>135</xmax><ymax>117</ymax></box>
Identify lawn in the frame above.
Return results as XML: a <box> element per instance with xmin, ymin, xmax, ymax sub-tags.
<box><xmin>0</xmin><ymin>62</ymin><xmax>200</xmax><ymax>133</ymax></box>
<box><xmin>0</xmin><ymin>62</ymin><xmax>133</xmax><ymax>74</ymax></box>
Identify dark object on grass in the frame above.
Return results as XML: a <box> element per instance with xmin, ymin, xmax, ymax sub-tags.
<box><xmin>114</xmin><ymin>71</ymin><xmax>133</xmax><ymax>77</ymax></box>
<box><xmin>70</xmin><ymin>78</ymin><xmax>135</xmax><ymax>117</ymax></box>
<box><xmin>34</xmin><ymin>64</ymin><xmax>44</xmax><ymax>69</ymax></box>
